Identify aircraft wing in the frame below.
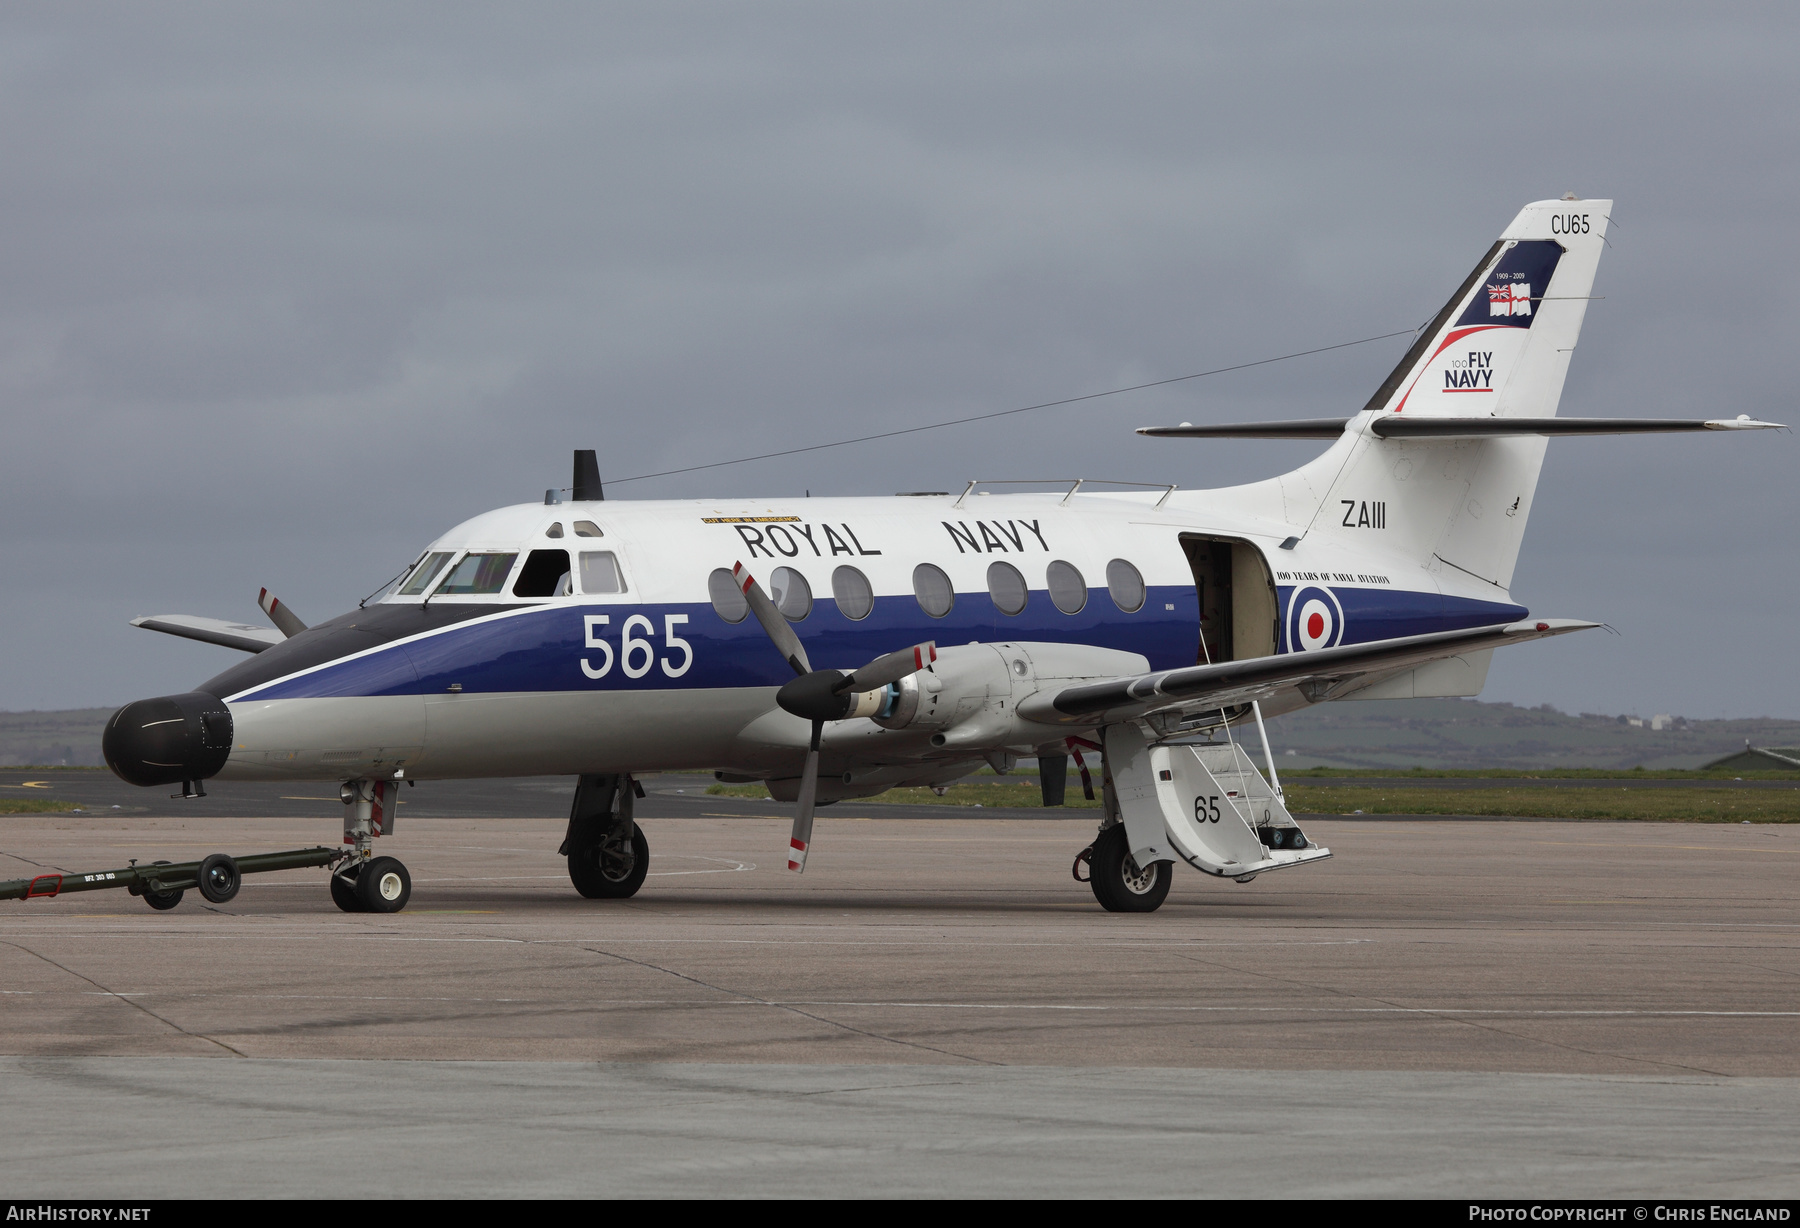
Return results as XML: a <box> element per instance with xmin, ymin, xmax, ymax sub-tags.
<box><xmin>130</xmin><ymin>615</ymin><xmax>283</xmax><ymax>655</ymax></box>
<box><xmin>1021</xmin><ymin>618</ymin><xmax>1597</xmax><ymax>724</ymax></box>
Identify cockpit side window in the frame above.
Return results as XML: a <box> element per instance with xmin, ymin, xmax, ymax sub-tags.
<box><xmin>398</xmin><ymin>552</ymin><xmax>455</xmax><ymax>596</ymax></box>
<box><xmin>573</xmin><ymin>521</ymin><xmax>603</xmax><ymax>538</ymax></box>
<box><xmin>579</xmin><ymin>551</ymin><xmax>626</xmax><ymax>595</ymax></box>
<box><xmin>513</xmin><ymin>549</ymin><xmax>572</xmax><ymax>598</ymax></box>
<box><xmin>436</xmin><ymin>552</ymin><xmax>519</xmax><ymax>595</ymax></box>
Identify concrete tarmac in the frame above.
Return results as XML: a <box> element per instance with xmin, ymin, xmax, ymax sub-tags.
<box><xmin>5</xmin><ymin>1058</ymin><xmax>1796</xmax><ymax>1199</ymax></box>
<box><xmin>1</xmin><ymin>802</ymin><xmax>1796</xmax><ymax>1197</ymax></box>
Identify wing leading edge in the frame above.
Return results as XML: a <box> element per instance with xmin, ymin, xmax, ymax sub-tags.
<box><xmin>130</xmin><ymin>615</ymin><xmax>283</xmax><ymax>655</ymax></box>
<box><xmin>1023</xmin><ymin>618</ymin><xmax>1598</xmax><ymax>724</ymax></box>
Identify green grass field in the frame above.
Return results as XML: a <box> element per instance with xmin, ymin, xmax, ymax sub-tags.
<box><xmin>1281</xmin><ymin>785</ymin><xmax>1800</xmax><ymax>822</ymax></box>
<box><xmin>706</xmin><ymin>778</ymin><xmax>1800</xmax><ymax>821</ymax></box>
<box><xmin>1279</xmin><ymin>765</ymin><xmax>1800</xmax><ymax>781</ymax></box>
<box><xmin>0</xmin><ymin>798</ymin><xmax>81</xmax><ymax>814</ymax></box>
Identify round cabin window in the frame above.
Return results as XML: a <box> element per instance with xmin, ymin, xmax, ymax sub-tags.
<box><xmin>987</xmin><ymin>561</ymin><xmax>1027</xmax><ymax>616</ymax></box>
<box><xmin>1046</xmin><ymin>560</ymin><xmax>1087</xmax><ymax>614</ymax></box>
<box><xmin>1106</xmin><ymin>558</ymin><xmax>1146</xmax><ymax>613</ymax></box>
<box><xmin>769</xmin><ymin>567</ymin><xmax>813</xmax><ymax>621</ymax></box>
<box><xmin>912</xmin><ymin>563</ymin><xmax>955</xmax><ymax>618</ymax></box>
<box><xmin>832</xmin><ymin>566</ymin><xmax>874</xmax><ymax>621</ymax></box>
<box><xmin>708</xmin><ymin>567</ymin><xmax>748</xmax><ymax>623</ymax></box>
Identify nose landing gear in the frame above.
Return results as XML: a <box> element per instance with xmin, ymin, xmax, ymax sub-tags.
<box><xmin>329</xmin><ymin>856</ymin><xmax>413</xmax><ymax>913</ymax></box>
<box><xmin>332</xmin><ymin>779</ymin><xmax>411</xmax><ymax>913</ymax></box>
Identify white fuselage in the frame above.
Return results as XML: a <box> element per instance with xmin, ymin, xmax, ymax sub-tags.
<box><xmin>199</xmin><ymin>479</ymin><xmax>1527</xmax><ymax>788</ymax></box>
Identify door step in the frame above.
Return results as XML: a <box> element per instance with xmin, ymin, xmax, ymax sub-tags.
<box><xmin>1105</xmin><ymin>725</ymin><xmax>1331</xmax><ymax>881</ymax></box>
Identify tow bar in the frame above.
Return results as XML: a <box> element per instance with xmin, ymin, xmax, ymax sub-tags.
<box><xmin>1</xmin><ymin>847</ymin><xmax>344</xmax><ymax>910</ymax></box>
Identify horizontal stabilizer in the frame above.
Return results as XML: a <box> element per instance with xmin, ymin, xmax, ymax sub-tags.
<box><xmin>1139</xmin><ymin>415</ymin><xmax>1785</xmax><ymax>440</ymax></box>
<box><xmin>1027</xmin><ymin>618</ymin><xmax>1598</xmax><ymax>723</ymax></box>
<box><xmin>130</xmin><ymin>615</ymin><xmax>282</xmax><ymax>655</ymax></box>
<box><xmin>1138</xmin><ymin>419</ymin><xmax>1349</xmax><ymax>439</ymax></box>
<box><xmin>1368</xmin><ymin>415</ymin><xmax>1787</xmax><ymax>439</ymax></box>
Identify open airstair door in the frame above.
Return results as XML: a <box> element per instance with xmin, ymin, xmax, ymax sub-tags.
<box><xmin>1180</xmin><ymin>535</ymin><xmax>1277</xmax><ymax>664</ymax></box>
<box><xmin>1104</xmin><ymin>724</ymin><xmax>1331</xmax><ymax>882</ymax></box>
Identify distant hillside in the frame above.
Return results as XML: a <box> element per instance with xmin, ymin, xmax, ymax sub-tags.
<box><xmin>6</xmin><ymin>698</ymin><xmax>1798</xmax><ymax>772</ymax></box>
<box><xmin>0</xmin><ymin>708</ymin><xmax>114</xmax><ymax>766</ymax></box>
<box><xmin>1264</xmin><ymin>698</ymin><xmax>1800</xmax><ymax>770</ymax></box>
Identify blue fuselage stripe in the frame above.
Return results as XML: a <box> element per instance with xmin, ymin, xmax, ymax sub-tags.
<box><xmin>233</xmin><ymin>585</ymin><xmax>1527</xmax><ymax>701</ymax></box>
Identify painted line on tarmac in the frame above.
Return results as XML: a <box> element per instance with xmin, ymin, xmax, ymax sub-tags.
<box><xmin>0</xmin><ymin>928</ymin><xmax>1381</xmax><ymax>948</ymax></box>
<box><xmin>0</xmin><ymin>990</ymin><xmax>1790</xmax><ymax>1019</ymax></box>
<box><xmin>773</xmin><ymin>1002</ymin><xmax>1800</xmax><ymax>1018</ymax></box>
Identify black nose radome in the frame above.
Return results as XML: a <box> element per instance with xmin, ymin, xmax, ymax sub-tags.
<box><xmin>103</xmin><ymin>692</ymin><xmax>233</xmax><ymax>787</ymax></box>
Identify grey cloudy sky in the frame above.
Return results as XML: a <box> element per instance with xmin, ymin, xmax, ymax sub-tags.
<box><xmin>2</xmin><ymin>2</ymin><xmax>1794</xmax><ymax>718</ymax></box>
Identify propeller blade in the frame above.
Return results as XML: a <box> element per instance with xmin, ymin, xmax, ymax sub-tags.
<box><xmin>734</xmin><ymin>562</ymin><xmax>811</xmax><ymax>676</ymax></box>
<box><xmin>257</xmin><ymin>588</ymin><xmax>307</xmax><ymax>638</ymax></box>
<box><xmin>788</xmin><ymin>719</ymin><xmax>823</xmax><ymax>873</ymax></box>
<box><xmin>837</xmin><ymin>642</ymin><xmax>936</xmax><ymax>695</ymax></box>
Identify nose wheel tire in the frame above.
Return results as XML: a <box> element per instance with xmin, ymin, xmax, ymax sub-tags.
<box><xmin>356</xmin><ymin>857</ymin><xmax>411</xmax><ymax>913</ymax></box>
<box><xmin>568</xmin><ymin>823</ymin><xmax>649</xmax><ymax>899</ymax></box>
<box><xmin>1087</xmin><ymin>824</ymin><xmax>1172</xmax><ymax>913</ymax></box>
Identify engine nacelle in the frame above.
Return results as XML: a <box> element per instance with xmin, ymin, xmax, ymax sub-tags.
<box><xmin>871</xmin><ymin>642</ymin><xmax>1148</xmax><ymax>752</ymax></box>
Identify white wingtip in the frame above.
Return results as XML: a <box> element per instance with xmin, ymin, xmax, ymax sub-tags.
<box><xmin>1503</xmin><ymin>618</ymin><xmax>1602</xmax><ymax>636</ymax></box>
<box><xmin>1703</xmin><ymin>417</ymin><xmax>1787</xmax><ymax>430</ymax></box>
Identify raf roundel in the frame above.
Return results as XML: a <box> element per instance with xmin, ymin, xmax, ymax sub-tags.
<box><xmin>1287</xmin><ymin>585</ymin><xmax>1345</xmax><ymax>653</ymax></box>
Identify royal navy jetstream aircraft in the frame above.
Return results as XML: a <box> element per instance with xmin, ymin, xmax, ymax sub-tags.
<box><xmin>103</xmin><ymin>198</ymin><xmax>1781</xmax><ymax>915</ymax></box>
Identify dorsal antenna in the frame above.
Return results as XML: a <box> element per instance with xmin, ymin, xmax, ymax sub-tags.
<box><xmin>573</xmin><ymin>449</ymin><xmax>604</xmax><ymax>501</ymax></box>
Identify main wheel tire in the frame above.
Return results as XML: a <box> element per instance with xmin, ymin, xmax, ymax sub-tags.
<box><xmin>356</xmin><ymin>857</ymin><xmax>411</xmax><ymax>913</ymax></box>
<box><xmin>197</xmin><ymin>853</ymin><xmax>240</xmax><ymax>904</ymax></box>
<box><xmin>330</xmin><ymin>865</ymin><xmax>366</xmax><ymax>913</ymax></box>
<box><xmin>568</xmin><ymin>823</ymin><xmax>649</xmax><ymax>899</ymax></box>
<box><xmin>143</xmin><ymin>888</ymin><xmax>183</xmax><ymax>911</ymax></box>
<box><xmin>1087</xmin><ymin>824</ymin><xmax>1172</xmax><ymax>913</ymax></box>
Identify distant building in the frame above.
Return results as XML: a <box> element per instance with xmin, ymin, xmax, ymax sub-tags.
<box><xmin>1650</xmin><ymin>714</ymin><xmax>1672</xmax><ymax>731</ymax></box>
<box><xmin>1702</xmin><ymin>745</ymin><xmax>1800</xmax><ymax>772</ymax></box>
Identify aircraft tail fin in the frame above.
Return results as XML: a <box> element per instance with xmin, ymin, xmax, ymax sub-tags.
<box><xmin>1286</xmin><ymin>198</ymin><xmax>1612</xmax><ymax>591</ymax></box>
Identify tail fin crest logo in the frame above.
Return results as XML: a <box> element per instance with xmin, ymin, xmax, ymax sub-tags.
<box><xmin>1488</xmin><ymin>282</ymin><xmax>1532</xmax><ymax>317</ymax></box>
<box><xmin>1455</xmin><ymin>239</ymin><xmax>1564</xmax><ymax>330</ymax></box>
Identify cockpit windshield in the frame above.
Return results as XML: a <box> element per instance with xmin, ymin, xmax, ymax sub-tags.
<box><xmin>397</xmin><ymin>552</ymin><xmax>455</xmax><ymax>596</ymax></box>
<box><xmin>435</xmin><ymin>552</ymin><xmax>519</xmax><ymax>596</ymax></box>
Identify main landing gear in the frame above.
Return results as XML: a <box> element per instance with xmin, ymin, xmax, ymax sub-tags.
<box><xmin>1072</xmin><ymin>750</ymin><xmax>1173</xmax><ymax>914</ymax></box>
<box><xmin>1078</xmin><ymin>824</ymin><xmax>1173</xmax><ymax>913</ymax></box>
<box><xmin>560</xmin><ymin>773</ymin><xmax>649</xmax><ymax>900</ymax></box>
<box><xmin>331</xmin><ymin>778</ymin><xmax>412</xmax><ymax>913</ymax></box>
